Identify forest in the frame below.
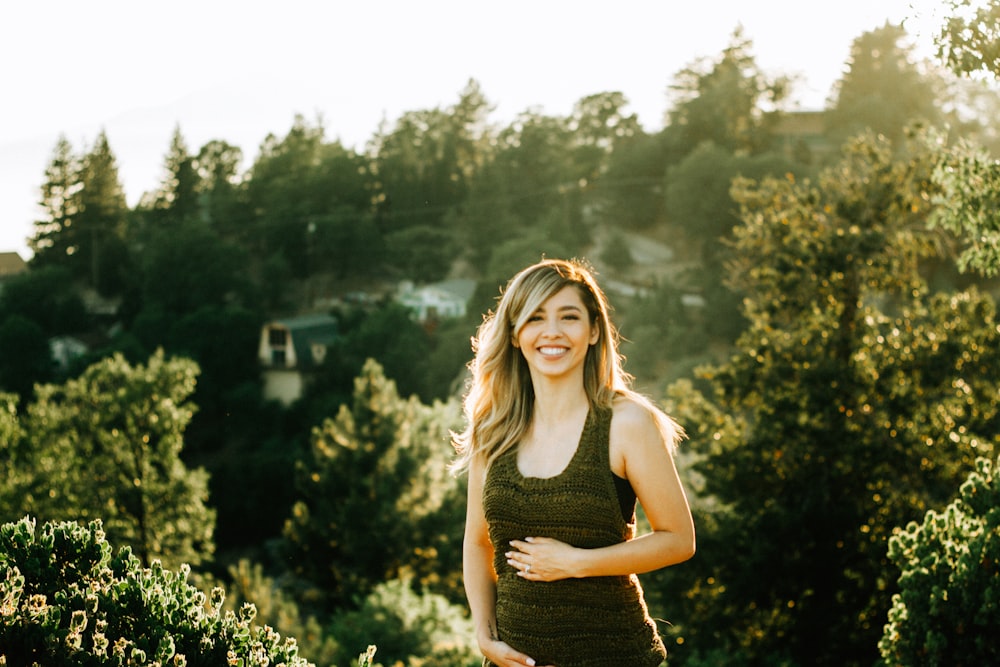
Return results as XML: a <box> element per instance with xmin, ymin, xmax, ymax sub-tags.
<box><xmin>2</xmin><ymin>5</ymin><xmax>1000</xmax><ymax>665</ymax></box>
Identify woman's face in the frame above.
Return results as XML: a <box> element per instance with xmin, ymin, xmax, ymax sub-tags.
<box><xmin>515</xmin><ymin>285</ymin><xmax>599</xmax><ymax>383</ymax></box>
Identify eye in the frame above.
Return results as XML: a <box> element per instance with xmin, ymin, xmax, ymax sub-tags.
<box><xmin>527</xmin><ymin>314</ymin><xmax>543</xmax><ymax>322</ymax></box>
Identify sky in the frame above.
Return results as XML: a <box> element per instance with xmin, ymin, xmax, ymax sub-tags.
<box><xmin>0</xmin><ymin>0</ymin><xmax>946</xmax><ymax>259</ymax></box>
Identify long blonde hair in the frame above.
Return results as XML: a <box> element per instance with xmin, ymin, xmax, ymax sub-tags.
<box><xmin>451</xmin><ymin>258</ymin><xmax>681</xmax><ymax>474</ymax></box>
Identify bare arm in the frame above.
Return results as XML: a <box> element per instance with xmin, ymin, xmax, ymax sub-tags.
<box><xmin>506</xmin><ymin>398</ymin><xmax>695</xmax><ymax>580</ymax></box>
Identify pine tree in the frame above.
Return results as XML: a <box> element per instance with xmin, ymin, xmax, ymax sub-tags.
<box><xmin>29</xmin><ymin>135</ymin><xmax>82</xmax><ymax>267</ymax></box>
<box><xmin>283</xmin><ymin>359</ymin><xmax>462</xmax><ymax>611</ymax></box>
<box><xmin>6</xmin><ymin>350</ymin><xmax>215</xmax><ymax>569</ymax></box>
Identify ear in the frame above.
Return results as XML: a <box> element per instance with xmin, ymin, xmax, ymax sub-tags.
<box><xmin>589</xmin><ymin>324</ymin><xmax>600</xmax><ymax>346</ymax></box>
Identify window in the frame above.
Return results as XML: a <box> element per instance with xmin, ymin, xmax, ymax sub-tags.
<box><xmin>269</xmin><ymin>327</ymin><xmax>288</xmax><ymax>347</ymax></box>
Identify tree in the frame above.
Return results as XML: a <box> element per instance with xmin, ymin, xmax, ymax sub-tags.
<box><xmin>928</xmin><ymin>0</ymin><xmax>1000</xmax><ymax>278</ymax></box>
<box><xmin>931</xmin><ymin>138</ymin><xmax>1000</xmax><ymax>276</ymax></box>
<box><xmin>283</xmin><ymin>360</ymin><xmax>462</xmax><ymax>612</ymax></box>
<box><xmin>0</xmin><ymin>315</ymin><xmax>52</xmax><ymax>399</ymax></box>
<box><xmin>568</xmin><ymin>91</ymin><xmax>642</xmax><ymax>186</ymax></box>
<box><xmin>826</xmin><ymin>23</ymin><xmax>945</xmax><ymax>148</ymax></box>
<box><xmin>136</xmin><ymin>219</ymin><xmax>252</xmax><ymax>318</ymax></box>
<box><xmin>659</xmin><ymin>134</ymin><xmax>1000</xmax><ymax>666</ymax></box>
<box><xmin>596</xmin><ymin>131</ymin><xmax>666</xmax><ymax>230</ymax></box>
<box><xmin>75</xmin><ymin>130</ymin><xmax>130</xmax><ymax>293</ymax></box>
<box><xmin>246</xmin><ymin>115</ymin><xmax>371</xmax><ymax>274</ymax></box>
<box><xmin>194</xmin><ymin>138</ymin><xmax>246</xmax><ymax>235</ymax></box>
<box><xmin>664</xmin><ymin>27</ymin><xmax>789</xmax><ymax>159</ymax></box>
<box><xmin>370</xmin><ymin>80</ymin><xmax>493</xmax><ymax>236</ymax></box>
<box><xmin>140</xmin><ymin>125</ymin><xmax>201</xmax><ymax>225</ymax></box>
<box><xmin>29</xmin><ymin>135</ymin><xmax>82</xmax><ymax>267</ymax></box>
<box><xmin>934</xmin><ymin>0</ymin><xmax>1000</xmax><ymax>78</ymax></box>
<box><xmin>7</xmin><ymin>350</ymin><xmax>215</xmax><ymax>569</ymax></box>
<box><xmin>0</xmin><ymin>265</ymin><xmax>89</xmax><ymax>335</ymax></box>
<box><xmin>879</xmin><ymin>455</ymin><xmax>1000</xmax><ymax>665</ymax></box>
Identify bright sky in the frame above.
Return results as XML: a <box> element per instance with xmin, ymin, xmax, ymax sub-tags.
<box><xmin>0</xmin><ymin>0</ymin><xmax>946</xmax><ymax>259</ymax></box>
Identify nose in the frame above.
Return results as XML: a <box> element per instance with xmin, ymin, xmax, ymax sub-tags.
<box><xmin>541</xmin><ymin>316</ymin><xmax>562</xmax><ymax>336</ymax></box>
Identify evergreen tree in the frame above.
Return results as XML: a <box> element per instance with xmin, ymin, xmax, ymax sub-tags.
<box><xmin>826</xmin><ymin>23</ymin><xmax>945</xmax><ymax>148</ymax></box>
<box><xmin>75</xmin><ymin>130</ymin><xmax>129</xmax><ymax>293</ymax></box>
<box><xmin>283</xmin><ymin>359</ymin><xmax>462</xmax><ymax>612</ymax></box>
<box><xmin>194</xmin><ymin>138</ymin><xmax>246</xmax><ymax>236</ymax></box>
<box><xmin>664</xmin><ymin>26</ymin><xmax>789</xmax><ymax>160</ymax></box>
<box><xmin>29</xmin><ymin>135</ymin><xmax>82</xmax><ymax>268</ymax></box>
<box><xmin>142</xmin><ymin>124</ymin><xmax>201</xmax><ymax>225</ymax></box>
<box><xmin>5</xmin><ymin>350</ymin><xmax>215</xmax><ymax>569</ymax></box>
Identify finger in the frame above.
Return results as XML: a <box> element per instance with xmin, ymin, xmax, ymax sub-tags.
<box><xmin>509</xmin><ymin>539</ymin><xmax>529</xmax><ymax>553</ymax></box>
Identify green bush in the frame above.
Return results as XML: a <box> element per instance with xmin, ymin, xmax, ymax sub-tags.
<box><xmin>879</xmin><ymin>456</ymin><xmax>1000</xmax><ymax>666</ymax></box>
<box><xmin>328</xmin><ymin>577</ymin><xmax>479</xmax><ymax>667</ymax></box>
<box><xmin>0</xmin><ymin>516</ymin><xmax>312</xmax><ymax>666</ymax></box>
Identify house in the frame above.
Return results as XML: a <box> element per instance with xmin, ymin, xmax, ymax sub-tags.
<box><xmin>0</xmin><ymin>251</ymin><xmax>27</xmax><ymax>297</ymax></box>
<box><xmin>258</xmin><ymin>313</ymin><xmax>338</xmax><ymax>406</ymax></box>
<box><xmin>0</xmin><ymin>251</ymin><xmax>27</xmax><ymax>279</ymax></box>
<box><xmin>396</xmin><ymin>278</ymin><xmax>476</xmax><ymax>323</ymax></box>
<box><xmin>773</xmin><ymin>110</ymin><xmax>834</xmax><ymax>162</ymax></box>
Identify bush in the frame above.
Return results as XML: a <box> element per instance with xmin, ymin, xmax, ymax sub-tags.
<box><xmin>0</xmin><ymin>516</ymin><xmax>312</xmax><ymax>666</ymax></box>
<box><xmin>328</xmin><ymin>577</ymin><xmax>479</xmax><ymax>667</ymax></box>
<box><xmin>879</xmin><ymin>456</ymin><xmax>1000</xmax><ymax>666</ymax></box>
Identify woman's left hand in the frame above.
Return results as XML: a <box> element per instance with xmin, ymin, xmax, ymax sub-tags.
<box><xmin>506</xmin><ymin>537</ymin><xmax>579</xmax><ymax>581</ymax></box>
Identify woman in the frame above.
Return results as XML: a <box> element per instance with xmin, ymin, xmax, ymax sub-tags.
<box><xmin>453</xmin><ymin>258</ymin><xmax>696</xmax><ymax>667</ymax></box>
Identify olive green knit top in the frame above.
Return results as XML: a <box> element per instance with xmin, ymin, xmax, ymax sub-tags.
<box><xmin>482</xmin><ymin>405</ymin><xmax>667</xmax><ymax>667</ymax></box>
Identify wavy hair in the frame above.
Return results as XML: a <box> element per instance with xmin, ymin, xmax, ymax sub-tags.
<box><xmin>451</xmin><ymin>258</ymin><xmax>681</xmax><ymax>474</ymax></box>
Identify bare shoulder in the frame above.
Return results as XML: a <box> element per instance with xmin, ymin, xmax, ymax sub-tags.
<box><xmin>611</xmin><ymin>394</ymin><xmax>682</xmax><ymax>484</ymax></box>
<box><xmin>610</xmin><ymin>394</ymin><xmax>677</xmax><ymax>454</ymax></box>
<box><xmin>611</xmin><ymin>394</ymin><xmax>657</xmax><ymax>433</ymax></box>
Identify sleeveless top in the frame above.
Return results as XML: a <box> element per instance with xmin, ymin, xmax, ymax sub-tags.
<box><xmin>482</xmin><ymin>405</ymin><xmax>667</xmax><ymax>667</ymax></box>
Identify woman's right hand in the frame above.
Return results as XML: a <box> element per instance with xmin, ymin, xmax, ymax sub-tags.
<box><xmin>481</xmin><ymin>638</ymin><xmax>552</xmax><ymax>667</ymax></box>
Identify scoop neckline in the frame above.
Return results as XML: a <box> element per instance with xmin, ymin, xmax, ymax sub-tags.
<box><xmin>513</xmin><ymin>406</ymin><xmax>594</xmax><ymax>482</ymax></box>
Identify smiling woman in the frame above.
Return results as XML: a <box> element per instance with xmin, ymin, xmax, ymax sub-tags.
<box><xmin>452</xmin><ymin>258</ymin><xmax>696</xmax><ymax>667</ymax></box>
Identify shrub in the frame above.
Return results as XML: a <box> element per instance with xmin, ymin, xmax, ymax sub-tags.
<box><xmin>0</xmin><ymin>516</ymin><xmax>312</xmax><ymax>666</ymax></box>
<box><xmin>328</xmin><ymin>577</ymin><xmax>479</xmax><ymax>667</ymax></box>
<box><xmin>879</xmin><ymin>456</ymin><xmax>1000</xmax><ymax>666</ymax></box>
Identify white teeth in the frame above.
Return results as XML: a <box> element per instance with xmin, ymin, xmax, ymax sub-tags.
<box><xmin>539</xmin><ymin>347</ymin><xmax>566</xmax><ymax>356</ymax></box>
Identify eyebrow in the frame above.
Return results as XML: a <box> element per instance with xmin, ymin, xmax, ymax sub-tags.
<box><xmin>532</xmin><ymin>304</ymin><xmax>584</xmax><ymax>314</ymax></box>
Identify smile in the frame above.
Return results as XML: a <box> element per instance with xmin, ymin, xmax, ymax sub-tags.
<box><xmin>538</xmin><ymin>347</ymin><xmax>569</xmax><ymax>357</ymax></box>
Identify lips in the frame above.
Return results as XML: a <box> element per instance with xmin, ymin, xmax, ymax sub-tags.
<box><xmin>538</xmin><ymin>346</ymin><xmax>568</xmax><ymax>356</ymax></box>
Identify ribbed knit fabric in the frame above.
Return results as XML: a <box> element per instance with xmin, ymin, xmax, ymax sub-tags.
<box><xmin>482</xmin><ymin>405</ymin><xmax>667</xmax><ymax>667</ymax></box>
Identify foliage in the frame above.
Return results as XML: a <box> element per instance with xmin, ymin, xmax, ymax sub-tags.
<box><xmin>826</xmin><ymin>24</ymin><xmax>945</xmax><ymax>148</ymax></box>
<box><xmin>208</xmin><ymin>559</ymin><xmax>339</xmax><ymax>667</ymax></box>
<box><xmin>665</xmin><ymin>27</ymin><xmax>789</xmax><ymax>158</ymax></box>
<box><xmin>28</xmin><ymin>131</ymin><xmax>133</xmax><ymax>295</ymax></box>
<box><xmin>934</xmin><ymin>0</ymin><xmax>1000</xmax><ymax>78</ymax></box>
<box><xmin>0</xmin><ymin>516</ymin><xmax>312</xmax><ymax>666</ymax></box>
<box><xmin>0</xmin><ymin>264</ymin><xmax>89</xmax><ymax>335</ymax></box>
<box><xmin>328</xmin><ymin>577</ymin><xmax>479</xmax><ymax>667</ymax></box>
<box><xmin>660</xmin><ymin>133</ymin><xmax>1000</xmax><ymax>666</ymax></box>
<box><xmin>136</xmin><ymin>220</ymin><xmax>254</xmax><ymax>318</ymax></box>
<box><xmin>931</xmin><ymin>137</ymin><xmax>1000</xmax><ymax>276</ymax></box>
<box><xmin>0</xmin><ymin>315</ymin><xmax>52</xmax><ymax>399</ymax></box>
<box><xmin>878</xmin><ymin>456</ymin><xmax>1000</xmax><ymax>665</ymax></box>
<box><xmin>283</xmin><ymin>359</ymin><xmax>464</xmax><ymax>612</ymax></box>
<box><xmin>4</xmin><ymin>350</ymin><xmax>215</xmax><ymax>570</ymax></box>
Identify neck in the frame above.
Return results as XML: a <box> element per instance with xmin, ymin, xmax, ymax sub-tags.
<box><xmin>530</xmin><ymin>376</ymin><xmax>589</xmax><ymax>427</ymax></box>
